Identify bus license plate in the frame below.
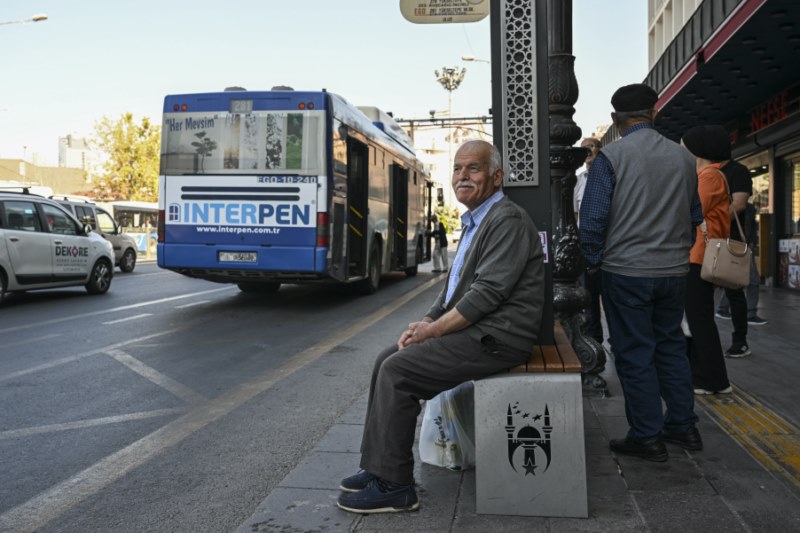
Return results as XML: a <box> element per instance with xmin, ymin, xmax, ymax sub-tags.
<box><xmin>219</xmin><ymin>251</ymin><xmax>257</xmax><ymax>263</ymax></box>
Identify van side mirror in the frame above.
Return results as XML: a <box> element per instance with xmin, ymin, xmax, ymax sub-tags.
<box><xmin>83</xmin><ymin>223</ymin><xmax>93</xmax><ymax>235</ymax></box>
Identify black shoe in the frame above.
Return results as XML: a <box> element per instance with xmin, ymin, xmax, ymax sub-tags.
<box><xmin>725</xmin><ymin>344</ymin><xmax>751</xmax><ymax>358</ymax></box>
<box><xmin>662</xmin><ymin>426</ymin><xmax>703</xmax><ymax>451</ymax></box>
<box><xmin>609</xmin><ymin>436</ymin><xmax>668</xmax><ymax>462</ymax></box>
<box><xmin>747</xmin><ymin>315</ymin><xmax>768</xmax><ymax>326</ymax></box>
<box><xmin>339</xmin><ymin>470</ymin><xmax>375</xmax><ymax>493</ymax></box>
<box><xmin>337</xmin><ymin>477</ymin><xmax>419</xmax><ymax>514</ymax></box>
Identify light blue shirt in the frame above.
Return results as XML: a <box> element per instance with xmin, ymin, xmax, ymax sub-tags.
<box><xmin>445</xmin><ymin>190</ymin><xmax>505</xmax><ymax>305</ymax></box>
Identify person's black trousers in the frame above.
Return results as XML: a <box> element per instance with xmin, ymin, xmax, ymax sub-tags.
<box><xmin>685</xmin><ymin>264</ymin><xmax>730</xmax><ymax>391</ymax></box>
<box><xmin>723</xmin><ymin>286</ymin><xmax>749</xmax><ymax>347</ymax></box>
<box><xmin>582</xmin><ymin>269</ymin><xmax>604</xmax><ymax>343</ymax></box>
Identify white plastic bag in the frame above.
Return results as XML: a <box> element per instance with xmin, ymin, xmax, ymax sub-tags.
<box><xmin>419</xmin><ymin>381</ymin><xmax>475</xmax><ymax>470</ymax></box>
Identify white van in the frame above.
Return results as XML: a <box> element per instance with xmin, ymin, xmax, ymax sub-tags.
<box><xmin>52</xmin><ymin>196</ymin><xmax>138</xmax><ymax>272</ymax></box>
<box><xmin>0</xmin><ymin>190</ymin><xmax>114</xmax><ymax>303</ymax></box>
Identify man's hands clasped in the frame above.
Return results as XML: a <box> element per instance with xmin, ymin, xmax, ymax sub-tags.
<box><xmin>397</xmin><ymin>319</ymin><xmax>436</xmax><ymax>349</ymax></box>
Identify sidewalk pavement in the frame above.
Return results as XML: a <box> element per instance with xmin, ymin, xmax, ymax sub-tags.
<box><xmin>237</xmin><ymin>287</ymin><xmax>800</xmax><ymax>533</ymax></box>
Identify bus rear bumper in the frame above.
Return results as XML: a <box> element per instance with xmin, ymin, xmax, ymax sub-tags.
<box><xmin>157</xmin><ymin>244</ymin><xmax>328</xmax><ymax>278</ymax></box>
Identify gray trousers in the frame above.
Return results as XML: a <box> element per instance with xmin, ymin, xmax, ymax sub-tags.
<box><xmin>359</xmin><ymin>329</ymin><xmax>531</xmax><ymax>485</ymax></box>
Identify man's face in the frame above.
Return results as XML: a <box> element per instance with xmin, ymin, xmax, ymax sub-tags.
<box><xmin>452</xmin><ymin>143</ymin><xmax>502</xmax><ymax>211</ymax></box>
<box><xmin>581</xmin><ymin>139</ymin><xmax>600</xmax><ymax>168</ymax></box>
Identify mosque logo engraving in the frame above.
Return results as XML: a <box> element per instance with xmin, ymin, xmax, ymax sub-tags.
<box><xmin>505</xmin><ymin>402</ymin><xmax>553</xmax><ymax>475</ymax></box>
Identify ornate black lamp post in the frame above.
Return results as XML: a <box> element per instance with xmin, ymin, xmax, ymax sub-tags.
<box><xmin>547</xmin><ymin>0</ymin><xmax>606</xmax><ymax>391</ymax></box>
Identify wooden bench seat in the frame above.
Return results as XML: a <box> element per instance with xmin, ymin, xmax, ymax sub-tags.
<box><xmin>507</xmin><ymin>321</ymin><xmax>583</xmax><ymax>374</ymax></box>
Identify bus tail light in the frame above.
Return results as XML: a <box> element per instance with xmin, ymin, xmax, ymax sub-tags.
<box><xmin>157</xmin><ymin>210</ymin><xmax>165</xmax><ymax>243</ymax></box>
<box><xmin>316</xmin><ymin>212</ymin><xmax>329</xmax><ymax>247</ymax></box>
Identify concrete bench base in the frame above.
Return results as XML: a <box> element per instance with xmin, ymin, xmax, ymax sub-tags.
<box><xmin>474</xmin><ymin>368</ymin><xmax>587</xmax><ymax>517</ymax></box>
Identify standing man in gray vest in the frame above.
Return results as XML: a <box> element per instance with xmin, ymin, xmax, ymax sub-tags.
<box><xmin>580</xmin><ymin>84</ymin><xmax>704</xmax><ymax>461</ymax></box>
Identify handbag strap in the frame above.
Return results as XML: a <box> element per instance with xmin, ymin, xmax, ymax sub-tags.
<box><xmin>712</xmin><ymin>167</ymin><xmax>747</xmax><ymax>241</ymax></box>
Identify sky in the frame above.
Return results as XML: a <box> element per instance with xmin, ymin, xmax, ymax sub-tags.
<box><xmin>1</xmin><ymin>0</ymin><xmax>647</xmax><ymax>166</ymax></box>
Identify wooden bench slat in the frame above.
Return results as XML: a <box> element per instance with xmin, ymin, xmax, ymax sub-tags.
<box><xmin>557</xmin><ymin>345</ymin><xmax>584</xmax><ymax>372</ymax></box>
<box><xmin>541</xmin><ymin>344</ymin><xmax>563</xmax><ymax>372</ymax></box>
<box><xmin>528</xmin><ymin>345</ymin><xmax>546</xmax><ymax>372</ymax></box>
<box><xmin>553</xmin><ymin>321</ymin><xmax>584</xmax><ymax>373</ymax></box>
<box><xmin>499</xmin><ymin>321</ymin><xmax>583</xmax><ymax>374</ymax></box>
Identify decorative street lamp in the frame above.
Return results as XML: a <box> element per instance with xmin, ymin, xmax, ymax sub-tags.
<box><xmin>0</xmin><ymin>13</ymin><xmax>48</xmax><ymax>26</ymax></box>
<box><xmin>435</xmin><ymin>66</ymin><xmax>467</xmax><ymax>170</ymax></box>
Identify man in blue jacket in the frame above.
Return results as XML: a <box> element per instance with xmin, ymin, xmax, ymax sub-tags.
<box><xmin>337</xmin><ymin>140</ymin><xmax>545</xmax><ymax>513</ymax></box>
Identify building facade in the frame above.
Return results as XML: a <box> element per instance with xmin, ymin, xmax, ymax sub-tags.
<box><xmin>58</xmin><ymin>134</ymin><xmax>98</xmax><ymax>175</ymax></box>
<box><xmin>641</xmin><ymin>0</ymin><xmax>799</xmax><ymax>290</ymax></box>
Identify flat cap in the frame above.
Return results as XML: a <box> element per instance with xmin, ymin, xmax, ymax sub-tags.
<box><xmin>682</xmin><ymin>125</ymin><xmax>732</xmax><ymax>162</ymax></box>
<box><xmin>611</xmin><ymin>83</ymin><xmax>659</xmax><ymax>112</ymax></box>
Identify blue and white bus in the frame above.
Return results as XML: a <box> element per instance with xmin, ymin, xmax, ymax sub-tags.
<box><xmin>157</xmin><ymin>88</ymin><xmax>432</xmax><ymax>293</ymax></box>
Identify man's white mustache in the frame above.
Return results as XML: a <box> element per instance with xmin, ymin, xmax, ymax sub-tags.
<box><xmin>456</xmin><ymin>182</ymin><xmax>476</xmax><ymax>189</ymax></box>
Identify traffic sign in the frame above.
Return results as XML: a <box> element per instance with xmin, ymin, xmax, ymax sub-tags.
<box><xmin>399</xmin><ymin>0</ymin><xmax>489</xmax><ymax>24</ymax></box>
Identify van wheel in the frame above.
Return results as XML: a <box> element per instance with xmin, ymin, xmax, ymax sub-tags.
<box><xmin>356</xmin><ymin>245</ymin><xmax>381</xmax><ymax>295</ymax></box>
<box><xmin>120</xmin><ymin>248</ymin><xmax>137</xmax><ymax>273</ymax></box>
<box><xmin>86</xmin><ymin>259</ymin><xmax>112</xmax><ymax>294</ymax></box>
<box><xmin>238</xmin><ymin>282</ymin><xmax>281</xmax><ymax>294</ymax></box>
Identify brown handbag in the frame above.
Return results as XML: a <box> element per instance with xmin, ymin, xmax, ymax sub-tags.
<box><xmin>699</xmin><ymin>169</ymin><xmax>752</xmax><ymax>289</ymax></box>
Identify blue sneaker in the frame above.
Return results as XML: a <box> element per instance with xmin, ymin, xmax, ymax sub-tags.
<box><xmin>337</xmin><ymin>477</ymin><xmax>419</xmax><ymax>514</ymax></box>
<box><xmin>339</xmin><ymin>470</ymin><xmax>375</xmax><ymax>493</ymax></box>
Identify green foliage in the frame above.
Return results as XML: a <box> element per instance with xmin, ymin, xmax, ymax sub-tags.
<box><xmin>435</xmin><ymin>206</ymin><xmax>461</xmax><ymax>234</ymax></box>
<box><xmin>92</xmin><ymin>113</ymin><xmax>161</xmax><ymax>201</ymax></box>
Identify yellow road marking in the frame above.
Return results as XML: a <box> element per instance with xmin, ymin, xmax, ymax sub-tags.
<box><xmin>696</xmin><ymin>384</ymin><xmax>800</xmax><ymax>492</ymax></box>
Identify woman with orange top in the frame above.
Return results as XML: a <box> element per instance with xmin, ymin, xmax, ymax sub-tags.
<box><xmin>681</xmin><ymin>125</ymin><xmax>732</xmax><ymax>395</ymax></box>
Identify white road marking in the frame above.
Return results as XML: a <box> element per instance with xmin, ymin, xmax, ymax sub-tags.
<box><xmin>105</xmin><ymin>348</ymin><xmax>206</xmax><ymax>405</ymax></box>
<box><xmin>0</xmin><ymin>277</ymin><xmax>443</xmax><ymax>532</ymax></box>
<box><xmin>101</xmin><ymin>313</ymin><xmax>152</xmax><ymax>325</ymax></box>
<box><xmin>0</xmin><ymin>409</ymin><xmax>186</xmax><ymax>440</ymax></box>
<box><xmin>174</xmin><ymin>300</ymin><xmax>210</xmax><ymax>309</ymax></box>
<box><xmin>0</xmin><ymin>330</ymin><xmax>179</xmax><ymax>383</ymax></box>
<box><xmin>0</xmin><ymin>286</ymin><xmax>236</xmax><ymax>335</ymax></box>
<box><xmin>1</xmin><ymin>333</ymin><xmax>61</xmax><ymax>349</ymax></box>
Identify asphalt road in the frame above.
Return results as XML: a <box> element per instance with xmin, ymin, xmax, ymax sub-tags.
<box><xmin>0</xmin><ymin>261</ymin><xmax>445</xmax><ymax>532</ymax></box>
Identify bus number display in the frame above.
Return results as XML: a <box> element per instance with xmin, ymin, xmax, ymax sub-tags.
<box><xmin>230</xmin><ymin>99</ymin><xmax>253</xmax><ymax>114</ymax></box>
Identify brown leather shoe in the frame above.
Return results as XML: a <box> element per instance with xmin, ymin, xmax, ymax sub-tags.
<box><xmin>609</xmin><ymin>436</ymin><xmax>668</xmax><ymax>462</ymax></box>
<box><xmin>662</xmin><ymin>426</ymin><xmax>703</xmax><ymax>451</ymax></box>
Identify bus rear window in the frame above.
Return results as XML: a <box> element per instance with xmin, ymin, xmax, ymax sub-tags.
<box><xmin>160</xmin><ymin>110</ymin><xmax>324</xmax><ymax>175</ymax></box>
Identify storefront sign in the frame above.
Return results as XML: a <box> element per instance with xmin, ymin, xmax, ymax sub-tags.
<box><xmin>751</xmin><ymin>90</ymin><xmax>789</xmax><ymax>133</ymax></box>
<box><xmin>399</xmin><ymin>0</ymin><xmax>489</xmax><ymax>24</ymax></box>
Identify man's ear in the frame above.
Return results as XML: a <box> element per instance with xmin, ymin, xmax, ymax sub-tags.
<box><xmin>610</xmin><ymin>112</ymin><xmax>618</xmax><ymax>128</ymax></box>
<box><xmin>493</xmin><ymin>168</ymin><xmax>504</xmax><ymax>187</ymax></box>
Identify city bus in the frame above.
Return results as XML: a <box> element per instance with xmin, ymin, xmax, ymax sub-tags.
<box><xmin>157</xmin><ymin>88</ymin><xmax>432</xmax><ymax>294</ymax></box>
<box><xmin>109</xmin><ymin>201</ymin><xmax>158</xmax><ymax>255</ymax></box>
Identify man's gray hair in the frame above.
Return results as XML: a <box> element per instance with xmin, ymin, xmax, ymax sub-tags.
<box><xmin>614</xmin><ymin>109</ymin><xmax>654</xmax><ymax>127</ymax></box>
<box><xmin>459</xmin><ymin>140</ymin><xmax>503</xmax><ymax>174</ymax></box>
<box><xmin>487</xmin><ymin>144</ymin><xmax>503</xmax><ymax>174</ymax></box>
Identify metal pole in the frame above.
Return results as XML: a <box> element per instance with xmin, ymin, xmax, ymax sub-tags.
<box><xmin>547</xmin><ymin>0</ymin><xmax>607</xmax><ymax>392</ymax></box>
